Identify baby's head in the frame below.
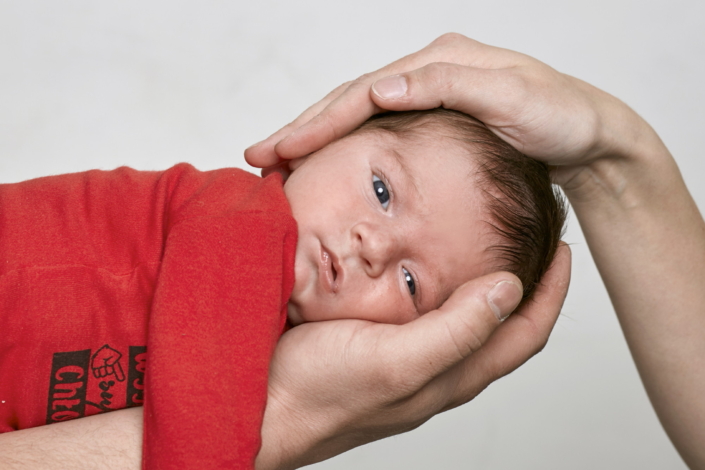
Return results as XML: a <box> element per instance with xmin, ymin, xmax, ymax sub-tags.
<box><xmin>284</xmin><ymin>108</ymin><xmax>566</xmax><ymax>325</ymax></box>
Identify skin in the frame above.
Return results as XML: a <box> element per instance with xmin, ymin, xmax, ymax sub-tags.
<box><xmin>0</xmin><ymin>407</ymin><xmax>143</xmax><ymax>470</ymax></box>
<box><xmin>0</xmin><ymin>35</ymin><xmax>584</xmax><ymax>469</ymax></box>
<box><xmin>285</xmin><ymin>131</ymin><xmax>493</xmax><ymax>325</ymax></box>
<box><xmin>248</xmin><ymin>33</ymin><xmax>705</xmax><ymax>469</ymax></box>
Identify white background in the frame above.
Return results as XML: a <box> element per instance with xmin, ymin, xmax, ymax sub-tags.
<box><xmin>1</xmin><ymin>1</ymin><xmax>702</xmax><ymax>469</ymax></box>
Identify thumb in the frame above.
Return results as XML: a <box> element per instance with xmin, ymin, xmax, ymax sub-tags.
<box><xmin>393</xmin><ymin>272</ymin><xmax>523</xmax><ymax>382</ymax></box>
<box><xmin>370</xmin><ymin>63</ymin><xmax>510</xmax><ymax>119</ymax></box>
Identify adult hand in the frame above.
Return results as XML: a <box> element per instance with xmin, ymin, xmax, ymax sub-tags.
<box><xmin>256</xmin><ymin>245</ymin><xmax>571</xmax><ymax>470</ymax></box>
<box><xmin>247</xmin><ymin>33</ymin><xmax>705</xmax><ymax>469</ymax></box>
<box><xmin>245</xmin><ymin>33</ymin><xmax>645</xmax><ymax>189</ymax></box>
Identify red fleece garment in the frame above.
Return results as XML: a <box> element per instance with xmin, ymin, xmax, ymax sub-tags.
<box><xmin>0</xmin><ymin>164</ymin><xmax>297</xmax><ymax>469</ymax></box>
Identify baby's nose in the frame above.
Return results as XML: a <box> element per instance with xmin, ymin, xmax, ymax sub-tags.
<box><xmin>354</xmin><ymin>222</ymin><xmax>398</xmax><ymax>277</ymax></box>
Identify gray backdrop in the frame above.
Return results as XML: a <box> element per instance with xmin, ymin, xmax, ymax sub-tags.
<box><xmin>2</xmin><ymin>1</ymin><xmax>702</xmax><ymax>469</ymax></box>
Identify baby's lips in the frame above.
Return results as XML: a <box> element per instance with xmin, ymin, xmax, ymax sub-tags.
<box><xmin>329</xmin><ymin>252</ymin><xmax>344</xmax><ymax>293</ymax></box>
<box><xmin>320</xmin><ymin>244</ymin><xmax>343</xmax><ymax>293</ymax></box>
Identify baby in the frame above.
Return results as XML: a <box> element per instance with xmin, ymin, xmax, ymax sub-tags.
<box><xmin>287</xmin><ymin>108</ymin><xmax>565</xmax><ymax>325</ymax></box>
<box><xmin>0</xmin><ymin>108</ymin><xmax>565</xmax><ymax>467</ymax></box>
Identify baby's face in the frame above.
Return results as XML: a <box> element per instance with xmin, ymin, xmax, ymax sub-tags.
<box><xmin>284</xmin><ymin>131</ymin><xmax>492</xmax><ymax>325</ymax></box>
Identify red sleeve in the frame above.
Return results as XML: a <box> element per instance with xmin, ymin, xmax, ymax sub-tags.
<box><xmin>142</xmin><ymin>170</ymin><xmax>297</xmax><ymax>469</ymax></box>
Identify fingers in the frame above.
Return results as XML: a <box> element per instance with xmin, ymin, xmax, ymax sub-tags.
<box><xmin>245</xmin><ymin>58</ymin><xmax>426</xmax><ymax>166</ymax></box>
<box><xmin>245</xmin><ymin>33</ymin><xmax>536</xmax><ymax>168</ymax></box>
<box><xmin>272</xmin><ymin>81</ymin><xmax>383</xmax><ymax>160</ymax></box>
<box><xmin>388</xmin><ymin>272</ymin><xmax>523</xmax><ymax>388</ymax></box>
<box><xmin>272</xmin><ymin>62</ymin><xmax>523</xmax><ymax>161</ymax></box>
<box><xmin>446</xmin><ymin>243</ymin><xmax>572</xmax><ymax>409</ymax></box>
<box><xmin>248</xmin><ymin>39</ymin><xmax>466</xmax><ymax>163</ymax></box>
<box><xmin>370</xmin><ymin>62</ymin><xmax>521</xmax><ymax>121</ymax></box>
<box><xmin>244</xmin><ymin>81</ymin><xmax>352</xmax><ymax>168</ymax></box>
<box><xmin>269</xmin><ymin>57</ymin><xmax>501</xmax><ymax>160</ymax></box>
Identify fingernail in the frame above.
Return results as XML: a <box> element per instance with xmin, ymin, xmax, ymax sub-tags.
<box><xmin>372</xmin><ymin>75</ymin><xmax>408</xmax><ymax>99</ymax></box>
<box><xmin>487</xmin><ymin>281</ymin><xmax>522</xmax><ymax>321</ymax></box>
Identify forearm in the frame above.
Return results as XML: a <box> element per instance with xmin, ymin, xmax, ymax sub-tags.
<box><xmin>564</xmin><ymin>107</ymin><xmax>705</xmax><ymax>468</ymax></box>
<box><xmin>0</xmin><ymin>408</ymin><xmax>143</xmax><ymax>470</ymax></box>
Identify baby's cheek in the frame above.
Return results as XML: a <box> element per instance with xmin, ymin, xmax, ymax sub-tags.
<box><xmin>291</xmin><ymin>296</ymin><xmax>338</xmax><ymax>324</ymax></box>
<box><xmin>344</xmin><ymin>296</ymin><xmax>417</xmax><ymax>324</ymax></box>
<box><xmin>389</xmin><ymin>308</ymin><xmax>421</xmax><ymax>325</ymax></box>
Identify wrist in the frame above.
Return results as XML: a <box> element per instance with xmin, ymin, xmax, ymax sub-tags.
<box><xmin>556</xmin><ymin>89</ymin><xmax>675</xmax><ymax>209</ymax></box>
<box><xmin>257</xmin><ymin>389</ymin><xmax>331</xmax><ymax>470</ymax></box>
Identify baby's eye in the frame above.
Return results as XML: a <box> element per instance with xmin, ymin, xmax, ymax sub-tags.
<box><xmin>372</xmin><ymin>175</ymin><xmax>390</xmax><ymax>209</ymax></box>
<box><xmin>402</xmin><ymin>267</ymin><xmax>416</xmax><ymax>296</ymax></box>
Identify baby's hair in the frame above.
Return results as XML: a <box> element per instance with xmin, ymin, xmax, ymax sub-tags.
<box><xmin>354</xmin><ymin>108</ymin><xmax>567</xmax><ymax>301</ymax></box>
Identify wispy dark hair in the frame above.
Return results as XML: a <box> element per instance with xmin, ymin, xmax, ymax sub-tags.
<box><xmin>355</xmin><ymin>108</ymin><xmax>567</xmax><ymax>300</ymax></box>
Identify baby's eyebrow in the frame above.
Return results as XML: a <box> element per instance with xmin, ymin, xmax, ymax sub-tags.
<box><xmin>389</xmin><ymin>149</ymin><xmax>422</xmax><ymax>203</ymax></box>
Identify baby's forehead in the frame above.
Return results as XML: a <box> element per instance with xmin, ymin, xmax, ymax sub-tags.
<box><xmin>338</xmin><ymin>129</ymin><xmax>485</xmax><ymax>211</ymax></box>
<box><xmin>350</xmin><ymin>127</ymin><xmax>481</xmax><ymax>166</ymax></box>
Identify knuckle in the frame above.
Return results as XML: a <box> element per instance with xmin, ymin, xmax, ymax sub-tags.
<box><xmin>503</xmin><ymin>68</ymin><xmax>531</xmax><ymax>93</ymax></box>
<box><xmin>281</xmin><ymin>119</ymin><xmax>300</xmax><ymax>133</ymax></box>
<box><xmin>431</xmin><ymin>33</ymin><xmax>480</xmax><ymax>61</ymax></box>
<box><xmin>321</xmin><ymin>82</ymin><xmax>351</xmax><ymax>101</ymax></box>
<box><xmin>434</xmin><ymin>32</ymin><xmax>470</xmax><ymax>47</ymax></box>
<box><xmin>406</xmin><ymin>384</ymin><xmax>453</xmax><ymax>421</ymax></box>
<box><xmin>510</xmin><ymin>65</ymin><xmax>557</xmax><ymax>98</ymax></box>
<box><xmin>373</xmin><ymin>355</ymin><xmax>427</xmax><ymax>402</ymax></box>
<box><xmin>523</xmin><ymin>314</ymin><xmax>550</xmax><ymax>355</ymax></box>
<box><xmin>418</xmin><ymin>62</ymin><xmax>468</xmax><ymax>109</ymax></box>
<box><xmin>313</xmin><ymin>112</ymin><xmax>342</xmax><ymax>141</ymax></box>
<box><xmin>378</xmin><ymin>359</ymin><xmax>416</xmax><ymax>394</ymax></box>
<box><xmin>446</xmin><ymin>316</ymin><xmax>484</xmax><ymax>358</ymax></box>
<box><xmin>420</xmin><ymin>62</ymin><xmax>456</xmax><ymax>93</ymax></box>
<box><xmin>343</xmin><ymin>76</ymin><xmax>374</xmax><ymax>97</ymax></box>
<box><xmin>532</xmin><ymin>331</ymin><xmax>550</xmax><ymax>354</ymax></box>
<box><xmin>353</xmin><ymin>72</ymin><xmax>376</xmax><ymax>85</ymax></box>
<box><xmin>334</xmin><ymin>80</ymin><xmax>354</xmax><ymax>92</ymax></box>
<box><xmin>491</xmin><ymin>68</ymin><xmax>536</xmax><ymax>106</ymax></box>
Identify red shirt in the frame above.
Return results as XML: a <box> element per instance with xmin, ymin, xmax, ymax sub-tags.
<box><xmin>0</xmin><ymin>164</ymin><xmax>297</xmax><ymax>469</ymax></box>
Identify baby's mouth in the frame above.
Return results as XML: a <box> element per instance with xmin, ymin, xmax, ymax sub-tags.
<box><xmin>320</xmin><ymin>244</ymin><xmax>342</xmax><ymax>293</ymax></box>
